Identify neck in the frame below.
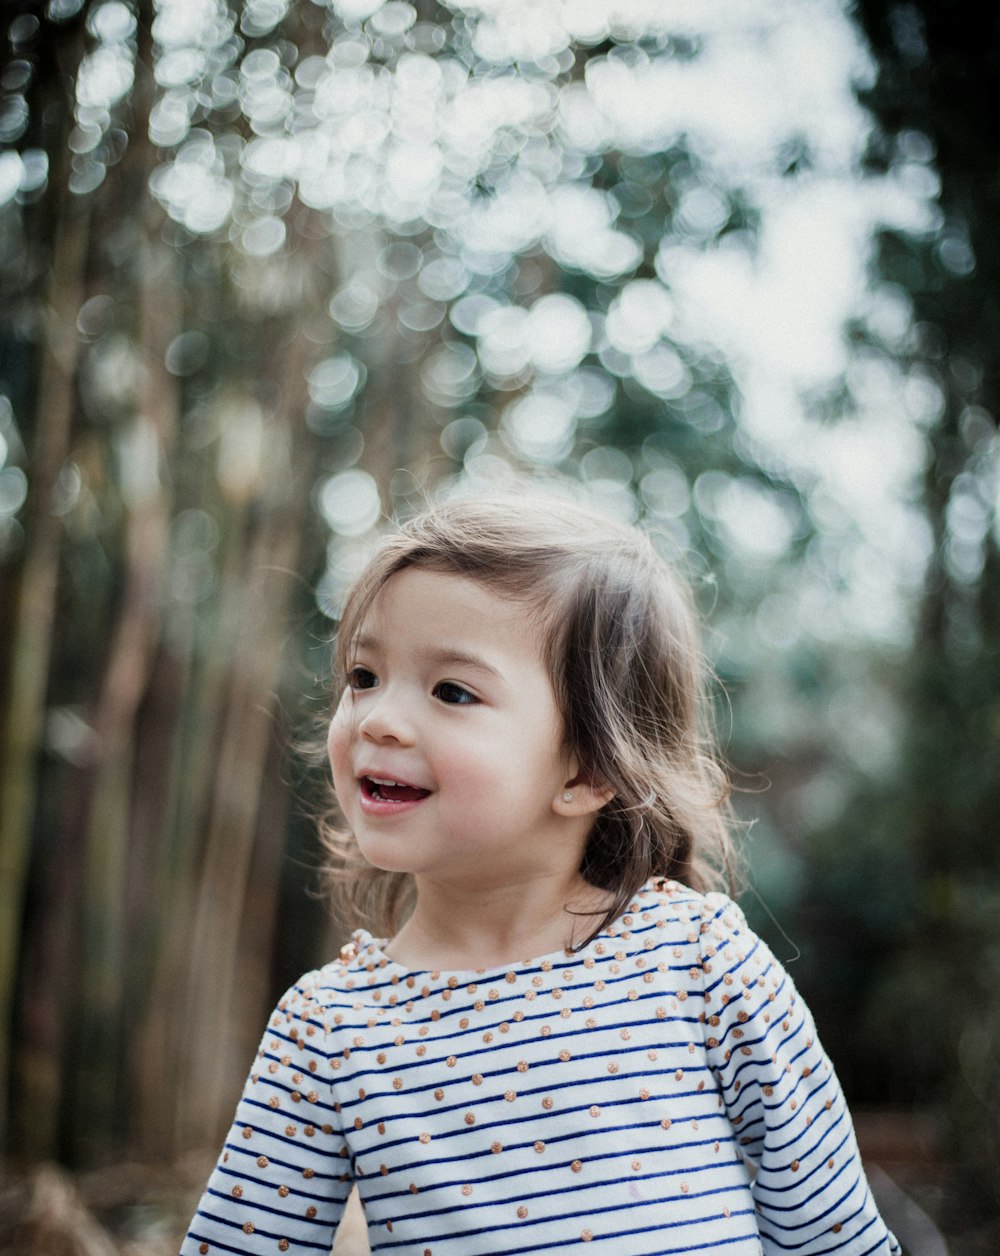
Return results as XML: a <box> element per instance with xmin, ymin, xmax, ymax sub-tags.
<box><xmin>386</xmin><ymin>871</ymin><xmax>614</xmax><ymax>972</ymax></box>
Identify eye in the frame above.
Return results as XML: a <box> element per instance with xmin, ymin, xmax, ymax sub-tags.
<box><xmin>433</xmin><ymin>681</ymin><xmax>478</xmax><ymax>705</ymax></box>
<box><xmin>347</xmin><ymin>666</ymin><xmax>378</xmax><ymax>691</ymax></box>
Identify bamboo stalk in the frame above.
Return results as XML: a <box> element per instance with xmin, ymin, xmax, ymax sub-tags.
<box><xmin>0</xmin><ymin>186</ymin><xmax>91</xmax><ymax>1150</ymax></box>
<box><xmin>69</xmin><ymin>223</ymin><xmax>179</xmax><ymax>1159</ymax></box>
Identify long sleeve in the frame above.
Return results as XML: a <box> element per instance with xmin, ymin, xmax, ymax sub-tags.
<box><xmin>699</xmin><ymin>896</ymin><xmax>900</xmax><ymax>1256</ymax></box>
<box><xmin>180</xmin><ymin>970</ymin><xmax>353</xmax><ymax>1256</ymax></box>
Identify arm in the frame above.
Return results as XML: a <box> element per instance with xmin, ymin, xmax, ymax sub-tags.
<box><xmin>699</xmin><ymin>896</ymin><xmax>901</xmax><ymax>1256</ymax></box>
<box><xmin>181</xmin><ymin>970</ymin><xmax>354</xmax><ymax>1256</ymax></box>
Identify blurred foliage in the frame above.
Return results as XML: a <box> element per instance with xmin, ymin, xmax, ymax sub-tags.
<box><xmin>0</xmin><ymin>0</ymin><xmax>997</xmax><ymax>1249</ymax></box>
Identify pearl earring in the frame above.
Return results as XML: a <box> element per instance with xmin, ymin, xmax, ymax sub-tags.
<box><xmin>562</xmin><ymin>790</ymin><xmax>573</xmax><ymax>803</ymax></box>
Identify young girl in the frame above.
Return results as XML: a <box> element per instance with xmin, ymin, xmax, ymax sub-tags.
<box><xmin>182</xmin><ymin>493</ymin><xmax>900</xmax><ymax>1256</ymax></box>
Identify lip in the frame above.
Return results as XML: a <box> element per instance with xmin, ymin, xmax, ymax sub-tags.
<box><xmin>356</xmin><ymin>770</ymin><xmax>432</xmax><ymax>816</ymax></box>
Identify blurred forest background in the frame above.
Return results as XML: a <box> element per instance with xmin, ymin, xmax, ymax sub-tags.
<box><xmin>0</xmin><ymin>0</ymin><xmax>998</xmax><ymax>1251</ymax></box>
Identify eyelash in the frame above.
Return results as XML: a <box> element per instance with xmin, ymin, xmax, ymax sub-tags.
<box><xmin>345</xmin><ymin>669</ymin><xmax>478</xmax><ymax>706</ymax></box>
<box><xmin>433</xmin><ymin>681</ymin><xmax>477</xmax><ymax>706</ymax></box>
<box><xmin>347</xmin><ymin>667</ymin><xmax>377</xmax><ymax>690</ymax></box>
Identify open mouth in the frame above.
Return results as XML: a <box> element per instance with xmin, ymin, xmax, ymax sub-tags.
<box><xmin>360</xmin><ymin>776</ymin><xmax>431</xmax><ymax>803</ymax></box>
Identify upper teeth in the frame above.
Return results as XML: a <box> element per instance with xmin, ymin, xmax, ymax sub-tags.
<box><xmin>369</xmin><ymin>777</ymin><xmax>401</xmax><ymax>786</ymax></box>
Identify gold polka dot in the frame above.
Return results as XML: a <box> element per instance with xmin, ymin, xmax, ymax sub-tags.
<box><xmin>589</xmin><ymin>1105</ymin><xmax>600</xmax><ymax>1117</ymax></box>
<box><xmin>419</xmin><ymin>1132</ymin><xmax>431</xmax><ymax>1144</ymax></box>
<box><xmin>559</xmin><ymin>1049</ymin><xmax>571</xmax><ymax>1062</ymax></box>
<box><xmin>472</xmin><ymin>1073</ymin><xmax>483</xmax><ymax>1086</ymax></box>
<box><xmin>231</xmin><ymin>1186</ymin><xmax>243</xmax><ymax>1198</ymax></box>
<box><xmin>631</xmin><ymin>1160</ymin><xmax>641</xmax><ymax>1171</ymax></box>
<box><xmin>199</xmin><ymin>1246</ymin><xmax>209</xmax><ymax>1254</ymax></box>
<box><xmin>582</xmin><ymin>1230</ymin><xmax>593</xmax><ymax>1242</ymax></box>
<box><xmin>517</xmin><ymin>1060</ymin><xmax>529</xmax><ymax>1072</ymax></box>
<box><xmin>278</xmin><ymin>1186</ymin><xmax>290</xmax><ymax>1197</ymax></box>
<box><xmin>306</xmin><ymin>1206</ymin><xmax>317</xmax><ymax>1218</ymax></box>
<box><xmin>517</xmin><ymin>1206</ymin><xmax>528</xmax><ymax>1219</ymax></box>
<box><xmin>505</xmin><ymin>1090</ymin><xmax>517</xmax><ymax>1102</ymax></box>
<box><xmin>464</xmin><ymin>1113</ymin><xmax>475</xmax><ymax>1126</ymax></box>
<box><xmin>832</xmin><ymin>1223</ymin><xmax>842</xmax><ymax>1234</ymax></box>
<box><xmin>661</xmin><ymin>1118</ymin><xmax>672</xmax><ymax>1130</ymax></box>
<box><xmin>461</xmin><ymin>1185</ymin><xmax>473</xmax><ymax>1196</ymax></box>
<box><xmin>242</xmin><ymin>1222</ymin><xmax>254</xmax><ymax>1235</ymax></box>
<box><xmin>491</xmin><ymin>1141</ymin><xmax>503</xmax><ymax>1153</ymax></box>
<box><xmin>534</xmin><ymin>1140</ymin><xmax>545</xmax><ymax>1153</ymax></box>
<box><xmin>791</xmin><ymin>1159</ymin><xmax>800</xmax><ymax>1172</ymax></box>
<box><xmin>571</xmin><ymin>1160</ymin><xmax>583</xmax><ymax>1173</ymax></box>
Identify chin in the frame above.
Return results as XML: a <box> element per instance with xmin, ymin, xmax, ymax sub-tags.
<box><xmin>355</xmin><ymin>837</ymin><xmax>420</xmax><ymax>876</ymax></box>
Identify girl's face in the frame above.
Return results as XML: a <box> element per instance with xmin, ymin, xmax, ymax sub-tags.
<box><xmin>328</xmin><ymin>568</ymin><xmax>594</xmax><ymax>892</ymax></box>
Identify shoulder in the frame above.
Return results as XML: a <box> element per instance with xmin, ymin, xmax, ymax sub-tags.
<box><xmin>636</xmin><ymin>878</ymin><xmax>752</xmax><ymax>944</ymax></box>
<box><xmin>267</xmin><ymin>935</ymin><xmax>381</xmax><ymax>1030</ymax></box>
<box><xmin>630</xmin><ymin>881</ymin><xmax>770</xmax><ymax>992</ymax></box>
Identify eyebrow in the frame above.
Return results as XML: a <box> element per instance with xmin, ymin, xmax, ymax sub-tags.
<box><xmin>353</xmin><ymin>635</ymin><xmax>504</xmax><ymax>682</ymax></box>
<box><xmin>422</xmin><ymin>647</ymin><xmax>504</xmax><ymax>682</ymax></box>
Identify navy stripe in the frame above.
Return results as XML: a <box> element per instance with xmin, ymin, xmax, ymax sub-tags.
<box><xmin>190</xmin><ymin>1211</ymin><xmax>331</xmax><ymax>1251</ymax></box>
<box><xmin>375</xmin><ymin>1215</ymin><xmax>760</xmax><ymax>1255</ymax></box>
<box><xmin>362</xmin><ymin>1137</ymin><xmax>746</xmax><ymax>1202</ymax></box>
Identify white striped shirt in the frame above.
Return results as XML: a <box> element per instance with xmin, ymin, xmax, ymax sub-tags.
<box><xmin>181</xmin><ymin>880</ymin><xmax>900</xmax><ymax>1255</ymax></box>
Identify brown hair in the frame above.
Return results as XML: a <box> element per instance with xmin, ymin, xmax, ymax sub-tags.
<box><xmin>321</xmin><ymin>490</ymin><xmax>740</xmax><ymax>946</ymax></box>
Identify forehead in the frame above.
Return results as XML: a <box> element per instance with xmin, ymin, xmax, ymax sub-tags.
<box><xmin>357</xmin><ymin>567</ymin><xmax>551</xmax><ymax>670</ymax></box>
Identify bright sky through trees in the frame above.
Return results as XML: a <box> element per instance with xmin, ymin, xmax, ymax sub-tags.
<box><xmin>0</xmin><ymin>0</ymin><xmax>946</xmax><ymax>656</ymax></box>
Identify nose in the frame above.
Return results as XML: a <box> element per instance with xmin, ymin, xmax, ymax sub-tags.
<box><xmin>357</xmin><ymin>684</ymin><xmax>416</xmax><ymax>746</ymax></box>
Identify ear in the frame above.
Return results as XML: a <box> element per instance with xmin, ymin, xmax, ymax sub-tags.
<box><xmin>553</xmin><ymin>770</ymin><xmax>615</xmax><ymax>818</ymax></box>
